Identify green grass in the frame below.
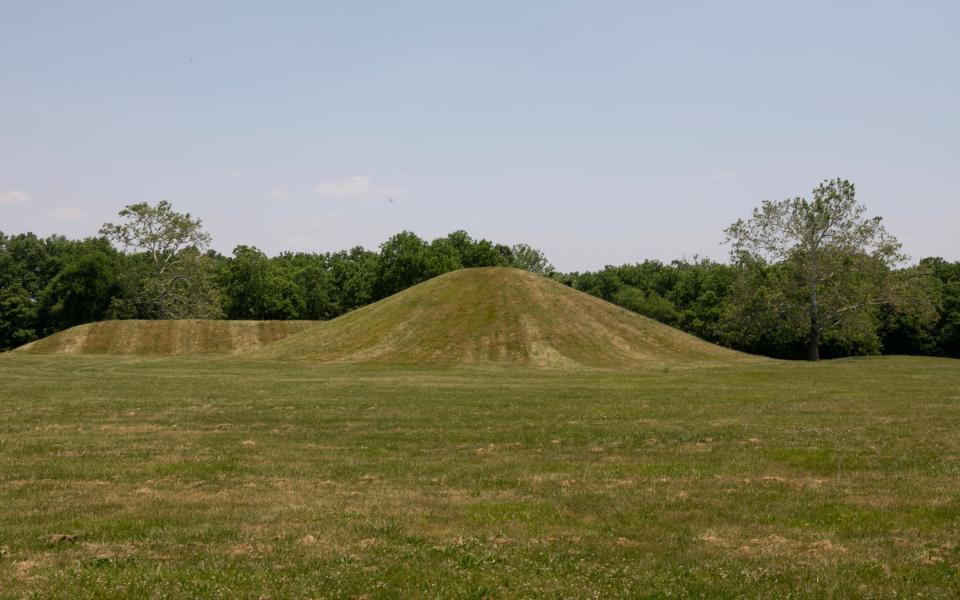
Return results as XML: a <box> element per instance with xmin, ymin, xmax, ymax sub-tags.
<box><xmin>14</xmin><ymin>320</ymin><xmax>314</xmax><ymax>355</ymax></box>
<box><xmin>1</xmin><ymin>354</ymin><xmax>959</xmax><ymax>598</ymax></box>
<box><xmin>258</xmin><ymin>268</ymin><xmax>756</xmax><ymax>367</ymax></box>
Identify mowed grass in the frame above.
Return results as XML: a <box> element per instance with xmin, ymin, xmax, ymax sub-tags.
<box><xmin>1</xmin><ymin>355</ymin><xmax>959</xmax><ymax>598</ymax></box>
<box><xmin>14</xmin><ymin>320</ymin><xmax>314</xmax><ymax>356</ymax></box>
<box><xmin>258</xmin><ymin>268</ymin><xmax>753</xmax><ymax>368</ymax></box>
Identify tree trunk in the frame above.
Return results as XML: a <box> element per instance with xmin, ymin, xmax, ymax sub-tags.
<box><xmin>807</xmin><ymin>266</ymin><xmax>820</xmax><ymax>361</ymax></box>
<box><xmin>807</xmin><ymin>321</ymin><xmax>820</xmax><ymax>361</ymax></box>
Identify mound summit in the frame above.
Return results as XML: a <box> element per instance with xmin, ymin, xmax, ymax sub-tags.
<box><xmin>15</xmin><ymin>320</ymin><xmax>313</xmax><ymax>355</ymax></box>
<box><xmin>257</xmin><ymin>267</ymin><xmax>756</xmax><ymax>367</ymax></box>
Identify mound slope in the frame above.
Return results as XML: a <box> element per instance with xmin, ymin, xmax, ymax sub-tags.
<box><xmin>258</xmin><ymin>267</ymin><xmax>758</xmax><ymax>368</ymax></box>
<box><xmin>15</xmin><ymin>320</ymin><xmax>314</xmax><ymax>355</ymax></box>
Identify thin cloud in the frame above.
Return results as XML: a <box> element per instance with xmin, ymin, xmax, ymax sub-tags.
<box><xmin>48</xmin><ymin>207</ymin><xmax>84</xmax><ymax>221</ymax></box>
<box><xmin>268</xmin><ymin>188</ymin><xmax>289</xmax><ymax>199</ymax></box>
<box><xmin>0</xmin><ymin>189</ymin><xmax>31</xmax><ymax>205</ymax></box>
<box><xmin>313</xmin><ymin>176</ymin><xmax>402</xmax><ymax>198</ymax></box>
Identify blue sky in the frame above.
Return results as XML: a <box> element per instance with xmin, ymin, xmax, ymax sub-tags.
<box><xmin>2</xmin><ymin>1</ymin><xmax>958</xmax><ymax>270</ymax></box>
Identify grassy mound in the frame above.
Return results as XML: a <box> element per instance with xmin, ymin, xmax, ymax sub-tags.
<box><xmin>14</xmin><ymin>319</ymin><xmax>314</xmax><ymax>355</ymax></box>
<box><xmin>258</xmin><ymin>267</ymin><xmax>757</xmax><ymax>367</ymax></box>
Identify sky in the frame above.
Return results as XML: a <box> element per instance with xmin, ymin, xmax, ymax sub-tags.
<box><xmin>1</xmin><ymin>1</ymin><xmax>958</xmax><ymax>272</ymax></box>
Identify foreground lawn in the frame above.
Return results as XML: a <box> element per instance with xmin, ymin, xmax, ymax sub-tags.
<box><xmin>1</xmin><ymin>355</ymin><xmax>959</xmax><ymax>598</ymax></box>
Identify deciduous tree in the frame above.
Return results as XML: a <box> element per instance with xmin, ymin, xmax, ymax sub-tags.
<box><xmin>724</xmin><ymin>179</ymin><xmax>932</xmax><ymax>360</ymax></box>
<box><xmin>510</xmin><ymin>243</ymin><xmax>555</xmax><ymax>276</ymax></box>
<box><xmin>100</xmin><ymin>201</ymin><xmax>222</xmax><ymax>319</ymax></box>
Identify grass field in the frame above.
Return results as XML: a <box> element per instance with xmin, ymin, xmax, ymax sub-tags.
<box><xmin>14</xmin><ymin>320</ymin><xmax>314</xmax><ymax>356</ymax></box>
<box><xmin>2</xmin><ymin>354</ymin><xmax>959</xmax><ymax>598</ymax></box>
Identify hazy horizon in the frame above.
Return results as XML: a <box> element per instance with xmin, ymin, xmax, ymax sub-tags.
<box><xmin>2</xmin><ymin>1</ymin><xmax>958</xmax><ymax>271</ymax></box>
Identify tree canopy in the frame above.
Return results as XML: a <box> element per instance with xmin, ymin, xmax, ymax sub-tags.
<box><xmin>100</xmin><ymin>201</ymin><xmax>221</xmax><ymax>319</ymax></box>
<box><xmin>724</xmin><ymin>179</ymin><xmax>932</xmax><ymax>360</ymax></box>
<box><xmin>1</xmin><ymin>187</ymin><xmax>957</xmax><ymax>360</ymax></box>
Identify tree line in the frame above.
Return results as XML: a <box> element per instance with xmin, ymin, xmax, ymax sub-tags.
<box><xmin>559</xmin><ymin>256</ymin><xmax>958</xmax><ymax>359</ymax></box>
<box><xmin>0</xmin><ymin>202</ymin><xmax>556</xmax><ymax>351</ymax></box>
<box><xmin>2</xmin><ymin>180</ymin><xmax>958</xmax><ymax>359</ymax></box>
